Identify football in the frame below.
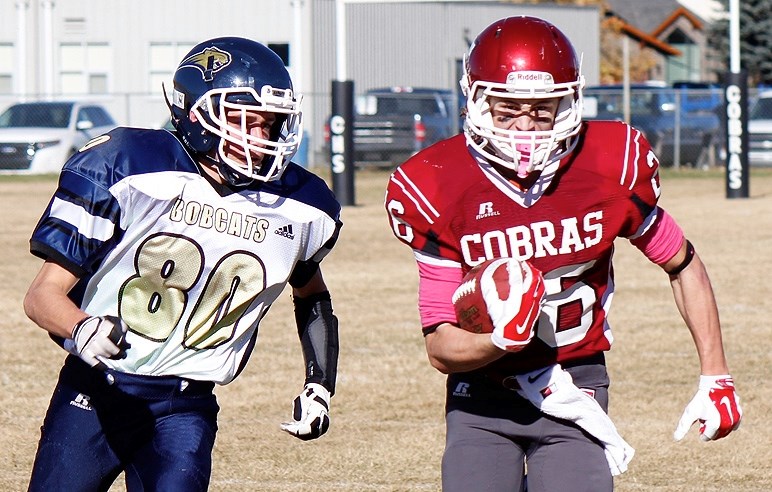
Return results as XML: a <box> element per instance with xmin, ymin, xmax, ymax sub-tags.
<box><xmin>451</xmin><ymin>258</ymin><xmax>545</xmax><ymax>339</ymax></box>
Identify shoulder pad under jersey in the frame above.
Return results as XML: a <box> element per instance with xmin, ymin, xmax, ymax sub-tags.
<box><xmin>385</xmin><ymin>135</ymin><xmax>477</xmax><ymax>255</ymax></box>
<box><xmin>576</xmin><ymin>120</ymin><xmax>662</xmax><ymax>235</ymax></box>
<box><xmin>65</xmin><ymin>127</ymin><xmax>199</xmax><ymax>188</ymax></box>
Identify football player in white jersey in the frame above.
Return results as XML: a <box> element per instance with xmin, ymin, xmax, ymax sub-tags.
<box><xmin>24</xmin><ymin>37</ymin><xmax>342</xmax><ymax>491</ymax></box>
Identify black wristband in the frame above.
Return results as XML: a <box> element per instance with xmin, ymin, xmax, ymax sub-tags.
<box><xmin>666</xmin><ymin>240</ymin><xmax>695</xmax><ymax>276</ymax></box>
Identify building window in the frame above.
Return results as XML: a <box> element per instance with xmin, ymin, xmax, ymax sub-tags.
<box><xmin>149</xmin><ymin>42</ymin><xmax>196</xmax><ymax>95</ymax></box>
<box><xmin>0</xmin><ymin>43</ymin><xmax>13</xmax><ymax>94</ymax></box>
<box><xmin>665</xmin><ymin>29</ymin><xmax>699</xmax><ymax>83</ymax></box>
<box><xmin>60</xmin><ymin>43</ymin><xmax>111</xmax><ymax>95</ymax></box>
<box><xmin>268</xmin><ymin>43</ymin><xmax>290</xmax><ymax>66</ymax></box>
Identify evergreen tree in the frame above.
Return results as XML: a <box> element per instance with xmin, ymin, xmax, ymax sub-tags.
<box><xmin>707</xmin><ymin>0</ymin><xmax>772</xmax><ymax>85</ymax></box>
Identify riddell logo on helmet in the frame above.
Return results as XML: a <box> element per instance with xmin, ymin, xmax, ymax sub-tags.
<box><xmin>506</xmin><ymin>71</ymin><xmax>554</xmax><ymax>87</ymax></box>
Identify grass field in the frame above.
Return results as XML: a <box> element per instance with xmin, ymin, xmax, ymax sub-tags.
<box><xmin>0</xmin><ymin>166</ymin><xmax>770</xmax><ymax>491</ymax></box>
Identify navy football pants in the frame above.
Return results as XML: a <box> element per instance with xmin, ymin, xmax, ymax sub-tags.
<box><xmin>28</xmin><ymin>356</ymin><xmax>219</xmax><ymax>492</ymax></box>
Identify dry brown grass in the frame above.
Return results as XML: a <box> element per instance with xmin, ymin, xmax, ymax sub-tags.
<box><xmin>0</xmin><ymin>167</ymin><xmax>770</xmax><ymax>491</ymax></box>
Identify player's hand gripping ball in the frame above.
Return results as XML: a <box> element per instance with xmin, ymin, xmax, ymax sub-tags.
<box><xmin>452</xmin><ymin>258</ymin><xmax>546</xmax><ymax>351</ymax></box>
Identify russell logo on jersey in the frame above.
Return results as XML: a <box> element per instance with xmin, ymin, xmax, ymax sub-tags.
<box><xmin>475</xmin><ymin>202</ymin><xmax>501</xmax><ymax>220</ymax></box>
<box><xmin>452</xmin><ymin>382</ymin><xmax>472</xmax><ymax>398</ymax></box>
<box><xmin>69</xmin><ymin>393</ymin><xmax>93</xmax><ymax>411</ymax></box>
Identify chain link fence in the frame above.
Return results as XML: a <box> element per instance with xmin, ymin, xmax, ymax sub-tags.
<box><xmin>2</xmin><ymin>87</ymin><xmax>769</xmax><ymax>172</ymax></box>
<box><xmin>583</xmin><ymin>85</ymin><xmax>725</xmax><ymax>168</ymax></box>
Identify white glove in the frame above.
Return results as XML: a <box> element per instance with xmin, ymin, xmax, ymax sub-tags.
<box><xmin>484</xmin><ymin>259</ymin><xmax>545</xmax><ymax>351</ymax></box>
<box><xmin>674</xmin><ymin>375</ymin><xmax>742</xmax><ymax>442</ymax></box>
<box><xmin>65</xmin><ymin>315</ymin><xmax>129</xmax><ymax>370</ymax></box>
<box><xmin>280</xmin><ymin>383</ymin><xmax>331</xmax><ymax>441</ymax></box>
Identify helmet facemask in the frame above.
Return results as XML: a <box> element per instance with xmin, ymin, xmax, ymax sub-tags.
<box><xmin>462</xmin><ymin>68</ymin><xmax>584</xmax><ymax>178</ymax></box>
<box><xmin>189</xmin><ymin>85</ymin><xmax>303</xmax><ymax>184</ymax></box>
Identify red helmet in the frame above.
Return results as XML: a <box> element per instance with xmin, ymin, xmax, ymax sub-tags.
<box><xmin>461</xmin><ymin>16</ymin><xmax>584</xmax><ymax>177</ymax></box>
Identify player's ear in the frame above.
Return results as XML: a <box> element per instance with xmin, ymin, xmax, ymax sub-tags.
<box><xmin>189</xmin><ymin>110</ymin><xmax>199</xmax><ymax>123</ymax></box>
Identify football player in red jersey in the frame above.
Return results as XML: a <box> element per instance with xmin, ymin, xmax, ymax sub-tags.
<box><xmin>385</xmin><ymin>16</ymin><xmax>742</xmax><ymax>492</ymax></box>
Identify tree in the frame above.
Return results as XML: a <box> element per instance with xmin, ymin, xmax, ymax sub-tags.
<box><xmin>599</xmin><ymin>16</ymin><xmax>659</xmax><ymax>83</ymax></box>
<box><xmin>707</xmin><ymin>0</ymin><xmax>772</xmax><ymax>86</ymax></box>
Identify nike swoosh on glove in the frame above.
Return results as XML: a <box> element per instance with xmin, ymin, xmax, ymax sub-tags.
<box><xmin>674</xmin><ymin>375</ymin><xmax>742</xmax><ymax>442</ymax></box>
<box><xmin>280</xmin><ymin>383</ymin><xmax>331</xmax><ymax>441</ymax></box>
<box><xmin>484</xmin><ymin>259</ymin><xmax>545</xmax><ymax>351</ymax></box>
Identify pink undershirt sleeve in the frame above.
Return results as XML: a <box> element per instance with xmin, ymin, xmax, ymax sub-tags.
<box><xmin>629</xmin><ymin>207</ymin><xmax>684</xmax><ymax>265</ymax></box>
<box><xmin>417</xmin><ymin>259</ymin><xmax>463</xmax><ymax>329</ymax></box>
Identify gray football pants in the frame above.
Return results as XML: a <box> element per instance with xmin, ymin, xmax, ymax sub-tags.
<box><xmin>441</xmin><ymin>362</ymin><xmax>614</xmax><ymax>492</ymax></box>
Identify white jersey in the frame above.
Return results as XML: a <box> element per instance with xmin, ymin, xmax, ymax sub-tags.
<box><xmin>31</xmin><ymin>127</ymin><xmax>341</xmax><ymax>384</ymax></box>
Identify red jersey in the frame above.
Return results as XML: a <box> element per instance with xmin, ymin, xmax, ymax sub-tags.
<box><xmin>385</xmin><ymin>120</ymin><xmax>662</xmax><ymax>373</ymax></box>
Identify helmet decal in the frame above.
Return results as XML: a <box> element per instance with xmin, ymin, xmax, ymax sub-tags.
<box><xmin>179</xmin><ymin>46</ymin><xmax>232</xmax><ymax>82</ymax></box>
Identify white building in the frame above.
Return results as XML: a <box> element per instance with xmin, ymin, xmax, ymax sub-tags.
<box><xmin>0</xmin><ymin>0</ymin><xmax>600</xmax><ymax>165</ymax></box>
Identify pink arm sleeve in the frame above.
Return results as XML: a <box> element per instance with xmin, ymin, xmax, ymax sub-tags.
<box><xmin>417</xmin><ymin>260</ymin><xmax>463</xmax><ymax>330</ymax></box>
<box><xmin>415</xmin><ymin>208</ymin><xmax>682</xmax><ymax>325</ymax></box>
<box><xmin>629</xmin><ymin>207</ymin><xmax>684</xmax><ymax>265</ymax></box>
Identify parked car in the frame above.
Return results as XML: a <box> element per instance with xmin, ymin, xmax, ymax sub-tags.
<box><xmin>0</xmin><ymin>100</ymin><xmax>117</xmax><ymax>173</ymax></box>
<box><xmin>749</xmin><ymin>90</ymin><xmax>772</xmax><ymax>167</ymax></box>
<box><xmin>672</xmin><ymin>81</ymin><xmax>723</xmax><ymax>113</ymax></box>
<box><xmin>326</xmin><ymin>86</ymin><xmax>462</xmax><ymax>167</ymax></box>
<box><xmin>582</xmin><ymin>84</ymin><xmax>721</xmax><ymax>167</ymax></box>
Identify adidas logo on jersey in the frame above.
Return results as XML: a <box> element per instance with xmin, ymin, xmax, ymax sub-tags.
<box><xmin>69</xmin><ymin>393</ymin><xmax>93</xmax><ymax>411</ymax></box>
<box><xmin>275</xmin><ymin>224</ymin><xmax>295</xmax><ymax>239</ymax></box>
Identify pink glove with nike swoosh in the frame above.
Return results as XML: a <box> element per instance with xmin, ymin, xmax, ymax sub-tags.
<box><xmin>674</xmin><ymin>375</ymin><xmax>742</xmax><ymax>442</ymax></box>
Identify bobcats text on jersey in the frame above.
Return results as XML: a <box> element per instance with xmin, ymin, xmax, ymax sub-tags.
<box><xmin>169</xmin><ymin>198</ymin><xmax>271</xmax><ymax>243</ymax></box>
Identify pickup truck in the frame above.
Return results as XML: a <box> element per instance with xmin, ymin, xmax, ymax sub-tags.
<box><xmin>749</xmin><ymin>90</ymin><xmax>772</xmax><ymax>167</ymax></box>
<box><xmin>582</xmin><ymin>84</ymin><xmax>722</xmax><ymax>167</ymax></box>
<box><xmin>332</xmin><ymin>87</ymin><xmax>461</xmax><ymax>167</ymax></box>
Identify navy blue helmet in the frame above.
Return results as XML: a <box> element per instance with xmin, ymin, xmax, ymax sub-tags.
<box><xmin>168</xmin><ymin>37</ymin><xmax>302</xmax><ymax>184</ymax></box>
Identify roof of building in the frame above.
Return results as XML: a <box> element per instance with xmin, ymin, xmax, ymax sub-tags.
<box><xmin>603</xmin><ymin>0</ymin><xmax>705</xmax><ymax>56</ymax></box>
<box><xmin>604</xmin><ymin>0</ymin><xmax>684</xmax><ymax>33</ymax></box>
